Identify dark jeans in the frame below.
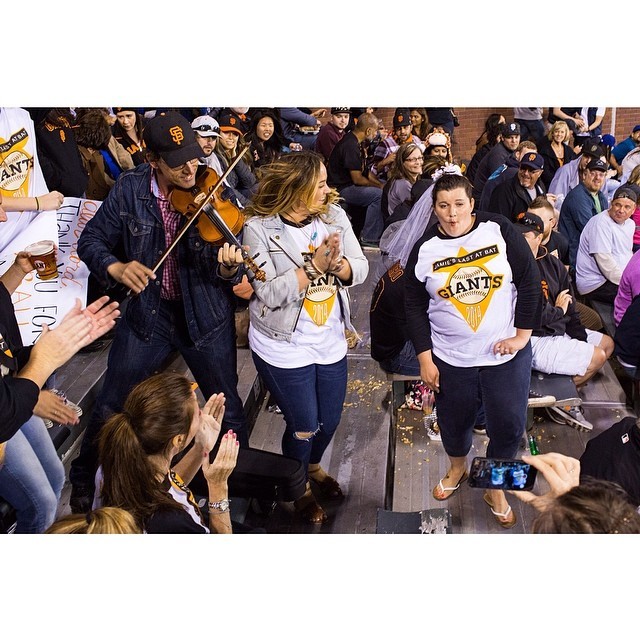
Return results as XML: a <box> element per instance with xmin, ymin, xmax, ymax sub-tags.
<box><xmin>432</xmin><ymin>342</ymin><xmax>532</xmax><ymax>459</ymax></box>
<box><xmin>584</xmin><ymin>280</ymin><xmax>618</xmax><ymax>305</ymax></box>
<box><xmin>251</xmin><ymin>352</ymin><xmax>347</xmax><ymax>476</ymax></box>
<box><xmin>70</xmin><ymin>299</ymin><xmax>247</xmax><ymax>494</ymax></box>
<box><xmin>515</xmin><ymin>118</ymin><xmax>545</xmax><ymax>143</ymax></box>
<box><xmin>339</xmin><ymin>184</ymin><xmax>383</xmax><ymax>243</ymax></box>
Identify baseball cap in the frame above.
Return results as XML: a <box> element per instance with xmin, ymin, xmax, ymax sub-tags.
<box><xmin>331</xmin><ymin>107</ymin><xmax>351</xmax><ymax>115</ymax></box>
<box><xmin>393</xmin><ymin>109</ymin><xmax>411</xmax><ymax>129</ymax></box>
<box><xmin>582</xmin><ymin>141</ymin><xmax>605</xmax><ymax>158</ymax></box>
<box><xmin>612</xmin><ymin>186</ymin><xmax>638</xmax><ymax>204</ymax></box>
<box><xmin>586</xmin><ymin>158</ymin><xmax>608</xmax><ymax>172</ymax></box>
<box><xmin>191</xmin><ymin>115</ymin><xmax>220</xmax><ymax>138</ymax></box>
<box><xmin>513</xmin><ymin>211</ymin><xmax>544</xmax><ymax>235</ymax></box>
<box><xmin>633</xmin><ymin>125</ymin><xmax>640</xmax><ymax>133</ymax></box>
<box><xmin>519</xmin><ymin>152</ymin><xmax>544</xmax><ymax>170</ymax></box>
<box><xmin>502</xmin><ymin>122</ymin><xmax>521</xmax><ymax>137</ymax></box>
<box><xmin>218</xmin><ymin>113</ymin><xmax>247</xmax><ymax>136</ymax></box>
<box><xmin>112</xmin><ymin>107</ymin><xmax>138</xmax><ymax>114</ymax></box>
<box><xmin>143</xmin><ymin>112</ymin><xmax>203</xmax><ymax>168</ymax></box>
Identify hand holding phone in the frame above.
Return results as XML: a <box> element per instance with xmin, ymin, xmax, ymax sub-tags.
<box><xmin>467</xmin><ymin>457</ymin><xmax>537</xmax><ymax>491</ymax></box>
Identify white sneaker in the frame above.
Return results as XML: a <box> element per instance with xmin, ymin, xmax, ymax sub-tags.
<box><xmin>528</xmin><ymin>389</ymin><xmax>556</xmax><ymax>407</ymax></box>
<box><xmin>547</xmin><ymin>405</ymin><xmax>593</xmax><ymax>432</ymax></box>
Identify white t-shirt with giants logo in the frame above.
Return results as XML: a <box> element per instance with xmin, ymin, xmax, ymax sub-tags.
<box><xmin>413</xmin><ymin>219</ymin><xmax>517</xmax><ymax>367</ymax></box>
<box><xmin>249</xmin><ymin>217</ymin><xmax>347</xmax><ymax>368</ymax></box>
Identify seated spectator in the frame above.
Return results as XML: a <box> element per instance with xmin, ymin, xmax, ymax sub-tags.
<box><xmin>517</xmin><ymin>212</ymin><xmax>613</xmax><ymax>431</ymax></box>
<box><xmin>382</xmin><ymin>142</ymin><xmax>424</xmax><ymax>219</ymax></box>
<box><xmin>0</xmin><ymin>249</ymin><xmax>119</xmax><ymax>533</ymax></box>
<box><xmin>558</xmin><ymin>156</ymin><xmax>609</xmax><ymax>269</ymax></box>
<box><xmin>326</xmin><ymin>112</ymin><xmax>384</xmax><ymax>247</ymax></box>
<box><xmin>528</xmin><ymin>195</ymin><xmax>569</xmax><ymax>265</ymax></box>
<box><xmin>614</xmin><ymin>288</ymin><xmax>640</xmax><ymax>379</ymax></box>
<box><xmin>472</xmin><ymin>122</ymin><xmax>521</xmax><ymax>201</ymax></box>
<box><xmin>95</xmin><ymin>372</ymin><xmax>238</xmax><ymax>534</ymax></box>
<box><xmin>611</xmin><ymin>125</ymin><xmax>640</xmax><ymax>171</ymax></box>
<box><xmin>580</xmin><ymin>415</ymin><xmax>640</xmax><ymax>507</ymax></box>
<box><xmin>465</xmin><ymin>113</ymin><xmax>505</xmax><ymax>184</ymax></box>
<box><xmin>576</xmin><ymin>185</ymin><xmax>637</xmax><ymax>304</ymax></box>
<box><xmin>33</xmin><ymin>108</ymin><xmax>88</xmax><ymax>197</ymax></box>
<box><xmin>75</xmin><ymin>108</ymin><xmax>135</xmax><ymax>201</ymax></box>
<box><xmin>424</xmin><ymin>108</ymin><xmax>457</xmax><ymax>137</ymax></box>
<box><xmin>478</xmin><ymin>140</ymin><xmax>537</xmax><ymax>212</ymax></box>
<box><xmin>46</xmin><ymin>507</ymin><xmax>141</xmax><ymax>534</ymax></box>
<box><xmin>423</xmin><ymin>131</ymin><xmax>452</xmax><ymax>164</ymax></box>
<box><xmin>549</xmin><ymin>139</ymin><xmax>605</xmax><ymax>211</ymax></box>
<box><xmin>314</xmin><ymin>108</ymin><xmax>351</xmax><ymax>163</ymax></box>
<box><xmin>409</xmin><ymin>108</ymin><xmax>430</xmax><ymax>142</ymax></box>
<box><xmin>614</xmin><ymin>248</ymin><xmax>640</xmax><ymax>326</ymax></box>
<box><xmin>372</xmin><ymin>109</ymin><xmax>424</xmax><ymax>182</ymax></box>
<box><xmin>487</xmin><ymin>151</ymin><xmax>546</xmax><ymax>221</ymax></box>
<box><xmin>216</xmin><ymin>113</ymin><xmax>257</xmax><ymax>204</ymax></box>
<box><xmin>537</xmin><ymin>120</ymin><xmax>577</xmax><ymax>191</ymax></box>
<box><xmin>383</xmin><ymin>156</ymin><xmax>446</xmax><ymax>230</ymax></box>
<box><xmin>621</xmin><ymin>146</ymin><xmax>640</xmax><ymax>183</ymax></box>
<box><xmin>246</xmin><ymin>108</ymin><xmax>301</xmax><ymax>169</ymax></box>
<box><xmin>111</xmin><ymin>108</ymin><xmax>146</xmax><ymax>166</ymax></box>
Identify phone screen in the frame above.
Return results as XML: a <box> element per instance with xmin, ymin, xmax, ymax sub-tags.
<box><xmin>468</xmin><ymin>457</ymin><xmax>537</xmax><ymax>491</ymax></box>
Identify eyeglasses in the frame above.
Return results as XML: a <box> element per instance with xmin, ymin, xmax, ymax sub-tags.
<box><xmin>404</xmin><ymin>156</ymin><xmax>424</xmax><ymax>163</ymax></box>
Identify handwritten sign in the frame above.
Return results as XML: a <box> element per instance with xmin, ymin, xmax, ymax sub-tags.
<box><xmin>0</xmin><ymin>198</ymin><xmax>101</xmax><ymax>345</ymax></box>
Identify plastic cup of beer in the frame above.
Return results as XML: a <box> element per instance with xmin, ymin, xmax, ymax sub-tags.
<box><xmin>25</xmin><ymin>240</ymin><xmax>58</xmax><ymax>280</ymax></box>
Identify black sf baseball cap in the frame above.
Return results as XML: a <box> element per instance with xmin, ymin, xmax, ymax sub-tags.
<box><xmin>143</xmin><ymin>112</ymin><xmax>203</xmax><ymax>168</ymax></box>
<box><xmin>514</xmin><ymin>211</ymin><xmax>544</xmax><ymax>235</ymax></box>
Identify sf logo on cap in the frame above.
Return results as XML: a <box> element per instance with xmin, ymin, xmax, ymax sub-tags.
<box><xmin>527</xmin><ymin>153</ymin><xmax>536</xmax><ymax>162</ymax></box>
<box><xmin>170</xmin><ymin>126</ymin><xmax>184</xmax><ymax>145</ymax></box>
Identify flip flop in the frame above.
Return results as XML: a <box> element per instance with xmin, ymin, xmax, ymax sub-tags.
<box><xmin>295</xmin><ymin>498</ymin><xmax>327</xmax><ymax>524</ymax></box>
<box><xmin>483</xmin><ymin>493</ymin><xmax>517</xmax><ymax>529</ymax></box>
<box><xmin>432</xmin><ymin>470</ymin><xmax>468</xmax><ymax>501</ymax></box>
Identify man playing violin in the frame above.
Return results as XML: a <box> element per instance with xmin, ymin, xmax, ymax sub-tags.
<box><xmin>69</xmin><ymin>112</ymin><xmax>247</xmax><ymax>513</ymax></box>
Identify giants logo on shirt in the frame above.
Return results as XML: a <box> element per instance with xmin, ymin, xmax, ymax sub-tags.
<box><xmin>435</xmin><ymin>246</ymin><xmax>504</xmax><ymax>331</ymax></box>
<box><xmin>0</xmin><ymin>128</ymin><xmax>34</xmax><ymax>197</ymax></box>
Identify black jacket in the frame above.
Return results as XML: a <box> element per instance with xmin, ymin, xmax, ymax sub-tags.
<box><xmin>533</xmin><ymin>249</ymin><xmax>586</xmax><ymax>340</ymax></box>
<box><xmin>488</xmin><ymin>173</ymin><xmax>546</xmax><ymax>222</ymax></box>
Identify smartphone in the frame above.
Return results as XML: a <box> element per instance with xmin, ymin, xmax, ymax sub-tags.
<box><xmin>467</xmin><ymin>457</ymin><xmax>537</xmax><ymax>491</ymax></box>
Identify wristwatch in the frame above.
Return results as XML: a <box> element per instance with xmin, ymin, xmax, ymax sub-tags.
<box><xmin>208</xmin><ymin>499</ymin><xmax>231</xmax><ymax>513</ymax></box>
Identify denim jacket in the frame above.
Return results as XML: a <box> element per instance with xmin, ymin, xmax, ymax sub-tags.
<box><xmin>242</xmin><ymin>204</ymin><xmax>369</xmax><ymax>341</ymax></box>
<box><xmin>77</xmin><ymin>164</ymin><xmax>240</xmax><ymax>348</ymax></box>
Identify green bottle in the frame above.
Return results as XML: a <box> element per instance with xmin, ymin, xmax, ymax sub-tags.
<box><xmin>528</xmin><ymin>434</ymin><xmax>540</xmax><ymax>456</ymax></box>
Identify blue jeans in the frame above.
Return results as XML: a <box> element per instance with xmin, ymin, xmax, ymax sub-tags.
<box><xmin>70</xmin><ymin>299</ymin><xmax>247</xmax><ymax>493</ymax></box>
<box><xmin>433</xmin><ymin>342</ymin><xmax>532</xmax><ymax>459</ymax></box>
<box><xmin>0</xmin><ymin>416</ymin><xmax>65</xmax><ymax>533</ymax></box>
<box><xmin>252</xmin><ymin>352</ymin><xmax>348</xmax><ymax>475</ymax></box>
<box><xmin>339</xmin><ymin>185</ymin><xmax>383</xmax><ymax>243</ymax></box>
<box><xmin>379</xmin><ymin>340</ymin><xmax>421</xmax><ymax>377</ymax></box>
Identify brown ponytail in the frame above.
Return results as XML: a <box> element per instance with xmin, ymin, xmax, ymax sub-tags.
<box><xmin>98</xmin><ymin>373</ymin><xmax>196</xmax><ymax>528</ymax></box>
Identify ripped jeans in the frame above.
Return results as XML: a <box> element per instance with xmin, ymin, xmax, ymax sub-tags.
<box><xmin>251</xmin><ymin>353</ymin><xmax>348</xmax><ymax>476</ymax></box>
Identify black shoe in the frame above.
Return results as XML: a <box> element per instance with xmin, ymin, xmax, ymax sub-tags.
<box><xmin>70</xmin><ymin>485</ymin><xmax>93</xmax><ymax>514</ymax></box>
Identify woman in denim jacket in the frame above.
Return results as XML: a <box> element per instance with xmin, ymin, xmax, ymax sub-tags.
<box><xmin>243</xmin><ymin>152</ymin><xmax>368</xmax><ymax>523</ymax></box>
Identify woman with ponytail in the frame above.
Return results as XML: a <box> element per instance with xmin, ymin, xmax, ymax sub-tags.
<box><xmin>96</xmin><ymin>372</ymin><xmax>238</xmax><ymax>534</ymax></box>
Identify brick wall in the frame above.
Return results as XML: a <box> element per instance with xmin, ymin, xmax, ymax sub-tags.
<box><xmin>313</xmin><ymin>106</ymin><xmax>640</xmax><ymax>168</ymax></box>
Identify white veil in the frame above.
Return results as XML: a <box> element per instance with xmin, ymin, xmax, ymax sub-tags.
<box><xmin>381</xmin><ymin>163</ymin><xmax>463</xmax><ymax>269</ymax></box>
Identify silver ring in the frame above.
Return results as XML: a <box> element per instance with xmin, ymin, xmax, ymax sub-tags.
<box><xmin>324</xmin><ymin>249</ymin><xmax>331</xmax><ymax>257</ymax></box>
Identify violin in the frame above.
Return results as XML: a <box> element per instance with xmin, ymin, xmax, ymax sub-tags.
<box><xmin>151</xmin><ymin>147</ymin><xmax>266</xmax><ymax>282</ymax></box>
